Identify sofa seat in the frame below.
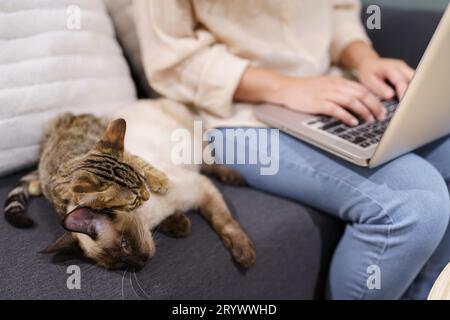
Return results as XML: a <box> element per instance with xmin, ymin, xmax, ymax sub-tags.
<box><xmin>0</xmin><ymin>170</ymin><xmax>342</xmax><ymax>299</ymax></box>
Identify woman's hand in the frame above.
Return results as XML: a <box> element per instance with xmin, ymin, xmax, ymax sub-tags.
<box><xmin>235</xmin><ymin>67</ymin><xmax>386</xmax><ymax>126</ymax></box>
<box><xmin>356</xmin><ymin>57</ymin><xmax>415</xmax><ymax>100</ymax></box>
<box><xmin>339</xmin><ymin>41</ymin><xmax>415</xmax><ymax>100</ymax></box>
<box><xmin>268</xmin><ymin>75</ymin><xmax>387</xmax><ymax>126</ymax></box>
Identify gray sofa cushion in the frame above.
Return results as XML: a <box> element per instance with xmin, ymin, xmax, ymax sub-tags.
<box><xmin>0</xmin><ymin>170</ymin><xmax>342</xmax><ymax>299</ymax></box>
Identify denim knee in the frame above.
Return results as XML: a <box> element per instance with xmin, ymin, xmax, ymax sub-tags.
<box><xmin>384</xmin><ymin>168</ymin><xmax>450</xmax><ymax>257</ymax></box>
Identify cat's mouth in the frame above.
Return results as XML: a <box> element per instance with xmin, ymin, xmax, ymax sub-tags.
<box><xmin>68</xmin><ymin>206</ymin><xmax>116</xmax><ymax>217</ymax></box>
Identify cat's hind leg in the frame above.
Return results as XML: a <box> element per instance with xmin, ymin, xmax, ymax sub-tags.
<box><xmin>3</xmin><ymin>170</ymin><xmax>41</xmax><ymax>228</ymax></box>
<box><xmin>28</xmin><ymin>178</ymin><xmax>42</xmax><ymax>196</ymax></box>
<box><xmin>201</xmin><ymin>164</ymin><xmax>246</xmax><ymax>186</ymax></box>
<box><xmin>197</xmin><ymin>175</ymin><xmax>255</xmax><ymax>268</ymax></box>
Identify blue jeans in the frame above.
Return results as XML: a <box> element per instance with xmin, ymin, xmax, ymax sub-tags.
<box><xmin>213</xmin><ymin>128</ymin><xmax>450</xmax><ymax>300</ymax></box>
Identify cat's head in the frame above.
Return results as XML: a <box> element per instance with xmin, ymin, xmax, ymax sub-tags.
<box><xmin>43</xmin><ymin>119</ymin><xmax>155</xmax><ymax>269</ymax></box>
<box><xmin>44</xmin><ymin>207</ymin><xmax>154</xmax><ymax>269</ymax></box>
<box><xmin>69</xmin><ymin>118</ymin><xmax>150</xmax><ymax>212</ymax></box>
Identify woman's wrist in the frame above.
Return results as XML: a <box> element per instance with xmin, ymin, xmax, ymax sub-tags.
<box><xmin>260</xmin><ymin>72</ymin><xmax>287</xmax><ymax>105</ymax></box>
<box><xmin>234</xmin><ymin>66</ymin><xmax>287</xmax><ymax>105</ymax></box>
<box><xmin>339</xmin><ymin>40</ymin><xmax>380</xmax><ymax>71</ymax></box>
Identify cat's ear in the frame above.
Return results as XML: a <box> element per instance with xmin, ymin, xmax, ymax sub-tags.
<box><xmin>63</xmin><ymin>207</ymin><xmax>110</xmax><ymax>239</ymax></box>
<box><xmin>95</xmin><ymin>118</ymin><xmax>126</xmax><ymax>155</ymax></box>
<box><xmin>41</xmin><ymin>232</ymin><xmax>79</xmax><ymax>254</ymax></box>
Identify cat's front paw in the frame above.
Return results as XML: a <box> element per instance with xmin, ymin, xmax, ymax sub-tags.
<box><xmin>158</xmin><ymin>212</ymin><xmax>191</xmax><ymax>238</ymax></box>
<box><xmin>231</xmin><ymin>235</ymin><xmax>256</xmax><ymax>268</ymax></box>
<box><xmin>202</xmin><ymin>165</ymin><xmax>246</xmax><ymax>186</ymax></box>
<box><xmin>147</xmin><ymin>171</ymin><xmax>169</xmax><ymax>194</ymax></box>
<box><xmin>223</xmin><ymin>226</ymin><xmax>256</xmax><ymax>268</ymax></box>
<box><xmin>218</xmin><ymin>169</ymin><xmax>246</xmax><ymax>186</ymax></box>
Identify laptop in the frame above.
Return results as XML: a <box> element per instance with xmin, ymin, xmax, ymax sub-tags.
<box><xmin>255</xmin><ymin>5</ymin><xmax>450</xmax><ymax>168</ymax></box>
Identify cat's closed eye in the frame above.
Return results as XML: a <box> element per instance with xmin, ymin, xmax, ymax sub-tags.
<box><xmin>131</xmin><ymin>194</ymin><xmax>139</xmax><ymax>206</ymax></box>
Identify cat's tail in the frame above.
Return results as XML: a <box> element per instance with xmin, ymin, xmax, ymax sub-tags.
<box><xmin>3</xmin><ymin>170</ymin><xmax>41</xmax><ymax>228</ymax></box>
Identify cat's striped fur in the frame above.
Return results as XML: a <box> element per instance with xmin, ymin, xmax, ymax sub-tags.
<box><xmin>4</xmin><ymin>170</ymin><xmax>40</xmax><ymax>228</ymax></box>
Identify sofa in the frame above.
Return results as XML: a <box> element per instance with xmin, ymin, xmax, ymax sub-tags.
<box><xmin>0</xmin><ymin>6</ymin><xmax>443</xmax><ymax>299</ymax></box>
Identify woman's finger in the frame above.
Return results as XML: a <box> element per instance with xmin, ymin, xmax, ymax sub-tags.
<box><xmin>385</xmin><ymin>68</ymin><xmax>409</xmax><ymax>99</ymax></box>
<box><xmin>398</xmin><ymin>61</ymin><xmax>415</xmax><ymax>81</ymax></box>
<box><xmin>327</xmin><ymin>92</ymin><xmax>374</xmax><ymax>123</ymax></box>
<box><xmin>342</xmin><ymin>80</ymin><xmax>387</xmax><ymax>121</ymax></box>
<box><xmin>361</xmin><ymin>74</ymin><xmax>395</xmax><ymax>100</ymax></box>
<box><xmin>320</xmin><ymin>101</ymin><xmax>359</xmax><ymax>127</ymax></box>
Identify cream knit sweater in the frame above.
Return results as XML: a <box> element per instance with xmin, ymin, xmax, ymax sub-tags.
<box><xmin>134</xmin><ymin>0</ymin><xmax>371</xmax><ymax>128</ymax></box>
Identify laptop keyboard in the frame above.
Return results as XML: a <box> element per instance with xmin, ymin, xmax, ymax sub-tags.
<box><xmin>305</xmin><ymin>101</ymin><xmax>398</xmax><ymax>149</ymax></box>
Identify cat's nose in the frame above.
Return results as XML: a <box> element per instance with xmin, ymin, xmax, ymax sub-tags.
<box><xmin>140</xmin><ymin>252</ymin><xmax>150</xmax><ymax>261</ymax></box>
<box><xmin>126</xmin><ymin>254</ymin><xmax>149</xmax><ymax>269</ymax></box>
<box><xmin>133</xmin><ymin>260</ymin><xmax>145</xmax><ymax>269</ymax></box>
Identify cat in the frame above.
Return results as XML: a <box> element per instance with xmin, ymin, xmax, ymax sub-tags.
<box><xmin>4</xmin><ymin>113</ymin><xmax>169</xmax><ymax>269</ymax></box>
<box><xmin>4</xmin><ymin>100</ymin><xmax>256</xmax><ymax>269</ymax></box>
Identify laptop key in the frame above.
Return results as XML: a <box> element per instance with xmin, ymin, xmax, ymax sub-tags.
<box><xmin>351</xmin><ymin>137</ymin><xmax>367</xmax><ymax>144</ymax></box>
<box><xmin>307</xmin><ymin>120</ymin><xmax>319</xmax><ymax>125</ymax></box>
<box><xmin>332</xmin><ymin>127</ymin><xmax>347</xmax><ymax>134</ymax></box>
<box><xmin>321</xmin><ymin>121</ymin><xmax>341</xmax><ymax>131</ymax></box>
<box><xmin>339</xmin><ymin>134</ymin><xmax>352</xmax><ymax>140</ymax></box>
<box><xmin>319</xmin><ymin>116</ymin><xmax>333</xmax><ymax>124</ymax></box>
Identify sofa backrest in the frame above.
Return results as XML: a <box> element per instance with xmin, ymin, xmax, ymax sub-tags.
<box><xmin>104</xmin><ymin>0</ymin><xmax>158</xmax><ymax>98</ymax></box>
<box><xmin>0</xmin><ymin>0</ymin><xmax>137</xmax><ymax>176</ymax></box>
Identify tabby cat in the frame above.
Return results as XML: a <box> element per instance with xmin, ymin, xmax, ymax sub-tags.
<box><xmin>4</xmin><ymin>101</ymin><xmax>256</xmax><ymax>269</ymax></box>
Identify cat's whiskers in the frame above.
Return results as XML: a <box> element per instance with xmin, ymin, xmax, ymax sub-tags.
<box><xmin>128</xmin><ymin>269</ymin><xmax>142</xmax><ymax>300</ymax></box>
<box><xmin>121</xmin><ymin>269</ymin><xmax>127</xmax><ymax>300</ymax></box>
<box><xmin>132</xmin><ymin>267</ymin><xmax>151</xmax><ymax>299</ymax></box>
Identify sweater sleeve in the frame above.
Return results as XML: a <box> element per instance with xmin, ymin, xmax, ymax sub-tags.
<box><xmin>330</xmin><ymin>0</ymin><xmax>372</xmax><ymax>63</ymax></box>
<box><xmin>133</xmin><ymin>0</ymin><xmax>249</xmax><ymax>118</ymax></box>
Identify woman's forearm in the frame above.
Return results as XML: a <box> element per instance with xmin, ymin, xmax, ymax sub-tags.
<box><xmin>234</xmin><ymin>41</ymin><xmax>380</xmax><ymax>106</ymax></box>
<box><xmin>338</xmin><ymin>40</ymin><xmax>379</xmax><ymax>70</ymax></box>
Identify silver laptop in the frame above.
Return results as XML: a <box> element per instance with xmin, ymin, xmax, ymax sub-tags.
<box><xmin>256</xmin><ymin>5</ymin><xmax>450</xmax><ymax>168</ymax></box>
